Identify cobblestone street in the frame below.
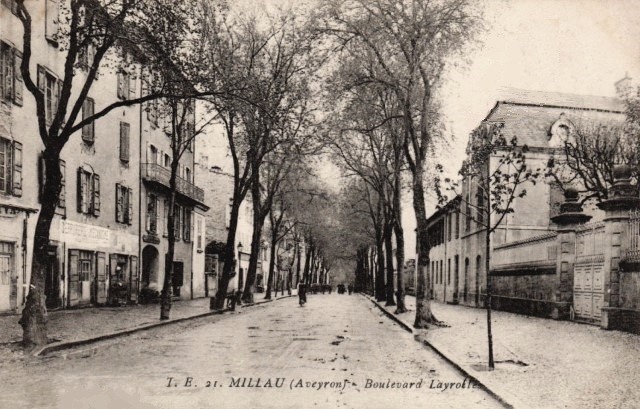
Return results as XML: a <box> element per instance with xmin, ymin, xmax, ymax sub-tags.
<box><xmin>1</xmin><ymin>294</ymin><xmax>500</xmax><ymax>409</ymax></box>
<box><xmin>379</xmin><ymin>296</ymin><xmax>640</xmax><ymax>409</ymax></box>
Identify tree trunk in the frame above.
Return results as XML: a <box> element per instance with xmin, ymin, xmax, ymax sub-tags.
<box><xmin>212</xmin><ymin>200</ymin><xmax>240</xmax><ymax>309</ymax></box>
<box><xmin>384</xmin><ymin>227</ymin><xmax>396</xmax><ymax>306</ymax></box>
<box><xmin>393</xmin><ymin>178</ymin><xmax>407</xmax><ymax>314</ymax></box>
<box><xmin>302</xmin><ymin>243</ymin><xmax>311</xmax><ymax>284</ymax></box>
<box><xmin>412</xmin><ymin>161</ymin><xmax>438</xmax><ymax>328</ymax></box>
<box><xmin>485</xmin><ymin>220</ymin><xmax>495</xmax><ymax>369</ymax></box>
<box><xmin>160</xmin><ymin>167</ymin><xmax>178</xmax><ymax>320</ymax></box>
<box><xmin>20</xmin><ymin>149</ymin><xmax>62</xmax><ymax>348</ymax></box>
<box><xmin>375</xmin><ymin>234</ymin><xmax>386</xmax><ymax>302</ymax></box>
<box><xmin>295</xmin><ymin>239</ymin><xmax>301</xmax><ymax>286</ymax></box>
<box><xmin>265</xmin><ymin>240</ymin><xmax>277</xmax><ymax>300</ymax></box>
<box><xmin>243</xmin><ymin>210</ymin><xmax>264</xmax><ymax>303</ymax></box>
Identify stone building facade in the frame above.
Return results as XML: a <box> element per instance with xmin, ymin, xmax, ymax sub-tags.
<box><xmin>1</xmin><ymin>0</ymin><xmax>144</xmax><ymax>312</ymax></box>
<box><xmin>425</xmin><ymin>88</ymin><xmax>639</xmax><ymax>332</ymax></box>
<box><xmin>1</xmin><ymin>0</ymin><xmax>209</xmax><ymax>313</ymax></box>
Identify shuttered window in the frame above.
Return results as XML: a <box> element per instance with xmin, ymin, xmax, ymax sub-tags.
<box><xmin>183</xmin><ymin>208</ymin><xmax>191</xmax><ymax>242</ymax></box>
<box><xmin>0</xmin><ymin>42</ymin><xmax>12</xmax><ymax>102</ymax></box>
<box><xmin>82</xmin><ymin>98</ymin><xmax>95</xmax><ymax>143</ymax></box>
<box><xmin>119</xmin><ymin>122</ymin><xmax>130</xmax><ymax>162</ymax></box>
<box><xmin>77</xmin><ymin>168</ymin><xmax>99</xmax><ymax>216</ymax></box>
<box><xmin>0</xmin><ymin>138</ymin><xmax>11</xmax><ymax>194</ymax></box>
<box><xmin>45</xmin><ymin>0</ymin><xmax>60</xmax><ymax>41</ymax></box>
<box><xmin>116</xmin><ymin>184</ymin><xmax>133</xmax><ymax>225</ymax></box>
<box><xmin>37</xmin><ymin>65</ymin><xmax>62</xmax><ymax>127</ymax></box>
<box><xmin>146</xmin><ymin>193</ymin><xmax>158</xmax><ymax>233</ymax></box>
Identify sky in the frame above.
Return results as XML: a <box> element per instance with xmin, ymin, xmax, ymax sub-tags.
<box><xmin>402</xmin><ymin>0</ymin><xmax>640</xmax><ymax>257</ymax></box>
<box><xmin>220</xmin><ymin>0</ymin><xmax>640</xmax><ymax>260</ymax></box>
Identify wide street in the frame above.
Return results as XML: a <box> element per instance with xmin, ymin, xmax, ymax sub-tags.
<box><xmin>2</xmin><ymin>294</ymin><xmax>501</xmax><ymax>409</ymax></box>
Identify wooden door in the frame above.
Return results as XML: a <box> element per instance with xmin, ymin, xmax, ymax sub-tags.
<box><xmin>573</xmin><ymin>261</ymin><xmax>604</xmax><ymax>321</ymax></box>
<box><xmin>0</xmin><ymin>254</ymin><xmax>12</xmax><ymax>311</ymax></box>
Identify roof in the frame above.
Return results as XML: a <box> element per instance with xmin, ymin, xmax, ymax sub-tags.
<box><xmin>481</xmin><ymin>88</ymin><xmax>626</xmax><ymax>148</ymax></box>
<box><xmin>492</xmin><ymin>88</ymin><xmax>625</xmax><ymax>113</ymax></box>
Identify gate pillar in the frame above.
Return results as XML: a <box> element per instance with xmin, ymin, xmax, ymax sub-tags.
<box><xmin>551</xmin><ymin>188</ymin><xmax>591</xmax><ymax>320</ymax></box>
<box><xmin>597</xmin><ymin>164</ymin><xmax>640</xmax><ymax>330</ymax></box>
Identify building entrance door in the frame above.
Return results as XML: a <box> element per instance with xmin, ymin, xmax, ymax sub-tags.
<box><xmin>573</xmin><ymin>261</ymin><xmax>604</xmax><ymax>321</ymax></box>
<box><xmin>0</xmin><ymin>253</ymin><xmax>12</xmax><ymax>311</ymax></box>
<box><xmin>172</xmin><ymin>262</ymin><xmax>184</xmax><ymax>297</ymax></box>
<box><xmin>45</xmin><ymin>247</ymin><xmax>60</xmax><ymax>309</ymax></box>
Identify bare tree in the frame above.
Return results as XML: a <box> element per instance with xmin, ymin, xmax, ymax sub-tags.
<box><xmin>14</xmin><ymin>0</ymin><xmax>212</xmax><ymax>347</ymax></box>
<box><xmin>437</xmin><ymin>122</ymin><xmax>540</xmax><ymax>369</ymax></box>
<box><xmin>318</xmin><ymin>0</ymin><xmax>483</xmax><ymax>328</ymax></box>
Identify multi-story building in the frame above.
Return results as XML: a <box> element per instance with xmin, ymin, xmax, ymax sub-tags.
<box><xmin>1</xmin><ymin>0</ymin><xmax>143</xmax><ymax>312</ymax></box>
<box><xmin>425</xmin><ymin>88</ymin><xmax>626</xmax><ymax>318</ymax></box>
<box><xmin>139</xmin><ymin>98</ymin><xmax>208</xmax><ymax>301</ymax></box>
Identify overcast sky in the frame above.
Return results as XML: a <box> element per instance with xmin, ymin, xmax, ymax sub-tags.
<box><xmin>403</xmin><ymin>0</ymin><xmax>640</xmax><ymax>255</ymax></box>
<box><xmin>231</xmin><ymin>0</ymin><xmax>640</xmax><ymax>257</ymax></box>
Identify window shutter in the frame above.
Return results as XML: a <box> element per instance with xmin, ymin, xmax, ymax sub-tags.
<box><xmin>145</xmin><ymin>193</ymin><xmax>151</xmax><ymax>232</ymax></box>
<box><xmin>119</xmin><ymin>122</ymin><xmax>130</xmax><ymax>162</ymax></box>
<box><xmin>82</xmin><ymin>98</ymin><xmax>94</xmax><ymax>143</ymax></box>
<box><xmin>37</xmin><ymin>65</ymin><xmax>46</xmax><ymax>93</ymax></box>
<box><xmin>96</xmin><ymin>252</ymin><xmax>107</xmax><ymax>304</ymax></box>
<box><xmin>12</xmin><ymin>50</ymin><xmax>22</xmax><ymax>105</ymax></box>
<box><xmin>45</xmin><ymin>0</ymin><xmax>59</xmax><ymax>40</ymax></box>
<box><xmin>117</xmin><ymin>71</ymin><xmax>124</xmax><ymax>99</ymax></box>
<box><xmin>3</xmin><ymin>45</ymin><xmax>13</xmax><ymax>101</ymax></box>
<box><xmin>58</xmin><ymin>160</ymin><xmax>66</xmax><ymax>208</ymax></box>
<box><xmin>77</xmin><ymin>168</ymin><xmax>85</xmax><ymax>213</ymax></box>
<box><xmin>11</xmin><ymin>141</ymin><xmax>22</xmax><ymax>196</ymax></box>
<box><xmin>92</xmin><ymin>173</ymin><xmax>100</xmax><ymax>216</ymax></box>
<box><xmin>128</xmin><ymin>68</ymin><xmax>136</xmax><ymax>99</ymax></box>
<box><xmin>68</xmin><ymin>249</ymin><xmax>79</xmax><ymax>305</ymax></box>
<box><xmin>115</xmin><ymin>183</ymin><xmax>123</xmax><ymax>223</ymax></box>
<box><xmin>130</xmin><ymin>256</ymin><xmax>139</xmax><ymax>303</ymax></box>
<box><xmin>127</xmin><ymin>187</ymin><xmax>133</xmax><ymax>225</ymax></box>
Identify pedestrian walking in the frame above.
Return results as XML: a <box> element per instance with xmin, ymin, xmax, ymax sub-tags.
<box><xmin>298</xmin><ymin>282</ymin><xmax>307</xmax><ymax>306</ymax></box>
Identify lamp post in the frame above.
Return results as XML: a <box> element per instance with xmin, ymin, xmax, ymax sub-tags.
<box><xmin>235</xmin><ymin>241</ymin><xmax>244</xmax><ymax>305</ymax></box>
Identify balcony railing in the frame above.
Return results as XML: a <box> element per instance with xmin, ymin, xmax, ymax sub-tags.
<box><xmin>141</xmin><ymin>163</ymin><xmax>205</xmax><ymax>204</ymax></box>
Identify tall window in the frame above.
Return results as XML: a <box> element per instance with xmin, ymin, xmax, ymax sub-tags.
<box><xmin>77</xmin><ymin>168</ymin><xmax>100</xmax><ymax>216</ymax></box>
<box><xmin>174</xmin><ymin>204</ymin><xmax>182</xmax><ymax>239</ymax></box>
<box><xmin>37</xmin><ymin>65</ymin><xmax>62</xmax><ymax>126</ymax></box>
<box><xmin>79</xmin><ymin>251</ymin><xmax>93</xmax><ymax>282</ymax></box>
<box><xmin>455</xmin><ymin>210</ymin><xmax>460</xmax><ymax>239</ymax></box>
<box><xmin>0</xmin><ymin>138</ymin><xmax>11</xmax><ymax>194</ymax></box>
<box><xmin>81</xmin><ymin>98</ymin><xmax>95</xmax><ymax>143</ymax></box>
<box><xmin>1</xmin><ymin>42</ymin><xmax>22</xmax><ymax>105</ymax></box>
<box><xmin>0</xmin><ymin>138</ymin><xmax>21</xmax><ymax>197</ymax></box>
<box><xmin>146</xmin><ymin>193</ymin><xmax>158</xmax><ymax>234</ymax></box>
<box><xmin>196</xmin><ymin>218</ymin><xmax>203</xmax><ymax>250</ymax></box>
<box><xmin>117</xmin><ymin>52</ymin><xmax>136</xmax><ymax>100</ymax></box>
<box><xmin>119</xmin><ymin>122</ymin><xmax>130</xmax><ymax>162</ymax></box>
<box><xmin>183</xmin><ymin>208</ymin><xmax>191</xmax><ymax>242</ymax></box>
<box><xmin>149</xmin><ymin>144</ymin><xmax>157</xmax><ymax>164</ymax></box>
<box><xmin>115</xmin><ymin>184</ymin><xmax>133</xmax><ymax>225</ymax></box>
<box><xmin>476</xmin><ymin>189</ymin><xmax>485</xmax><ymax>225</ymax></box>
<box><xmin>45</xmin><ymin>0</ymin><xmax>60</xmax><ymax>41</ymax></box>
<box><xmin>185</xmin><ymin>167</ymin><xmax>191</xmax><ymax>183</ymax></box>
<box><xmin>164</xmin><ymin>153</ymin><xmax>171</xmax><ymax>168</ymax></box>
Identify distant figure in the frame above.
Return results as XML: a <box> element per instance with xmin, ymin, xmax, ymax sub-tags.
<box><xmin>298</xmin><ymin>283</ymin><xmax>307</xmax><ymax>306</ymax></box>
<box><xmin>347</xmin><ymin>284</ymin><xmax>353</xmax><ymax>295</ymax></box>
<box><xmin>328</xmin><ymin>285</ymin><xmax>332</xmax><ymax>294</ymax></box>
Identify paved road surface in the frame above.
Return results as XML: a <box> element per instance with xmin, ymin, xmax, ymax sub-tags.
<box><xmin>2</xmin><ymin>294</ymin><xmax>501</xmax><ymax>409</ymax></box>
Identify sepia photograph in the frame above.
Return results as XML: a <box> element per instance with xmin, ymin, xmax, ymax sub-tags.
<box><xmin>1</xmin><ymin>0</ymin><xmax>640</xmax><ymax>408</ymax></box>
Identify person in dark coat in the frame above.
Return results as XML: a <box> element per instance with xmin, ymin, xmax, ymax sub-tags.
<box><xmin>298</xmin><ymin>282</ymin><xmax>307</xmax><ymax>306</ymax></box>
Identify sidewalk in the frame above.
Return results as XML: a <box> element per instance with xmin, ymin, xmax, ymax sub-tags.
<box><xmin>0</xmin><ymin>291</ymin><xmax>294</xmax><ymax>357</ymax></box>
<box><xmin>373</xmin><ymin>295</ymin><xmax>640</xmax><ymax>409</ymax></box>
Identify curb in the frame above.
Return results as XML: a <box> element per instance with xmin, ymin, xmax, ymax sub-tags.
<box><xmin>364</xmin><ymin>294</ymin><xmax>514</xmax><ymax>409</ymax></box>
<box><xmin>34</xmin><ymin>295</ymin><xmax>294</xmax><ymax>357</ymax></box>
